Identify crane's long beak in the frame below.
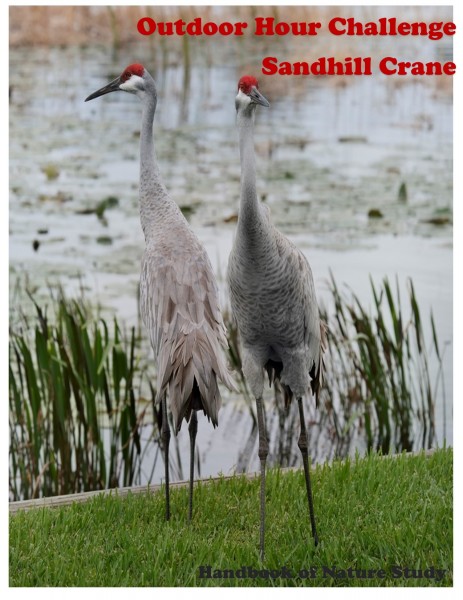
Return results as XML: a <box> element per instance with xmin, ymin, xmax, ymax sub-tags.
<box><xmin>250</xmin><ymin>87</ymin><xmax>270</xmax><ymax>108</ymax></box>
<box><xmin>85</xmin><ymin>76</ymin><xmax>122</xmax><ymax>102</ymax></box>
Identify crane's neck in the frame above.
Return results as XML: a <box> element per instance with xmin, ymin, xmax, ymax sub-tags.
<box><xmin>139</xmin><ymin>77</ymin><xmax>171</xmax><ymax>236</ymax></box>
<box><xmin>237</xmin><ymin>111</ymin><xmax>259</xmax><ymax>222</ymax></box>
<box><xmin>236</xmin><ymin>108</ymin><xmax>269</xmax><ymax>248</ymax></box>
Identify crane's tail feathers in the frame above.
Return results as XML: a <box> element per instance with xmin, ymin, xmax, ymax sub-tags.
<box><xmin>310</xmin><ymin>319</ymin><xmax>327</xmax><ymax>407</ymax></box>
<box><xmin>156</xmin><ymin>326</ymin><xmax>237</xmax><ymax>434</ymax></box>
<box><xmin>265</xmin><ymin>318</ymin><xmax>327</xmax><ymax>409</ymax></box>
<box><xmin>265</xmin><ymin>360</ymin><xmax>293</xmax><ymax>407</ymax></box>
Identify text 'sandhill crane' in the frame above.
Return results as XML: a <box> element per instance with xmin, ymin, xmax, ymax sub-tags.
<box><xmin>227</xmin><ymin>76</ymin><xmax>326</xmax><ymax>560</ymax></box>
<box><xmin>85</xmin><ymin>64</ymin><xmax>235</xmax><ymax>521</ymax></box>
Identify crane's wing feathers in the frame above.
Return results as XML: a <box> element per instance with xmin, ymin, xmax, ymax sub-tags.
<box><xmin>297</xmin><ymin>247</ymin><xmax>327</xmax><ymax>406</ymax></box>
<box><xmin>140</xmin><ymin>239</ymin><xmax>236</xmax><ymax>433</ymax></box>
<box><xmin>272</xmin><ymin>231</ymin><xmax>327</xmax><ymax>405</ymax></box>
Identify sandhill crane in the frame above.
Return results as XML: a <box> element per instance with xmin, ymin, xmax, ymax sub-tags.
<box><xmin>85</xmin><ymin>64</ymin><xmax>235</xmax><ymax>521</ymax></box>
<box><xmin>228</xmin><ymin>76</ymin><xmax>326</xmax><ymax>560</ymax></box>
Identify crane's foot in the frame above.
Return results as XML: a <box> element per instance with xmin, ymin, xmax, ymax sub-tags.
<box><xmin>188</xmin><ymin>410</ymin><xmax>198</xmax><ymax>522</ymax></box>
<box><xmin>297</xmin><ymin>397</ymin><xmax>318</xmax><ymax>546</ymax></box>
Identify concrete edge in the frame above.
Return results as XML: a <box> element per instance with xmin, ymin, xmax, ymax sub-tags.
<box><xmin>9</xmin><ymin>448</ymin><xmax>440</xmax><ymax>515</ymax></box>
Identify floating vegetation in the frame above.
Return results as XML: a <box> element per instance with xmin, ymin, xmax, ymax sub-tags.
<box><xmin>423</xmin><ymin>207</ymin><xmax>452</xmax><ymax>226</ymax></box>
<box><xmin>38</xmin><ymin>192</ymin><xmax>71</xmax><ymax>203</ymax></box>
<box><xmin>41</xmin><ymin>164</ymin><xmax>60</xmax><ymax>180</ymax></box>
<box><xmin>423</xmin><ymin>216</ymin><xmax>452</xmax><ymax>226</ymax></box>
<box><xmin>96</xmin><ymin>196</ymin><xmax>119</xmax><ymax>219</ymax></box>
<box><xmin>368</xmin><ymin>208</ymin><xmax>384</xmax><ymax>218</ymax></box>
<box><xmin>96</xmin><ymin>235</ymin><xmax>113</xmax><ymax>245</ymax></box>
<box><xmin>222</xmin><ymin>214</ymin><xmax>238</xmax><ymax>223</ymax></box>
<box><xmin>433</xmin><ymin>207</ymin><xmax>452</xmax><ymax>216</ymax></box>
<box><xmin>179</xmin><ymin>202</ymin><xmax>201</xmax><ymax>219</ymax></box>
<box><xmin>398</xmin><ymin>181</ymin><xmax>408</xmax><ymax>203</ymax></box>
<box><xmin>338</xmin><ymin>136</ymin><xmax>368</xmax><ymax>143</ymax></box>
<box><xmin>76</xmin><ymin>196</ymin><xmax>119</xmax><ymax>223</ymax></box>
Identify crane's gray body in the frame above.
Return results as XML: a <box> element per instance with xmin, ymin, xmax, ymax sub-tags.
<box><xmin>228</xmin><ymin>212</ymin><xmax>323</xmax><ymax>401</ymax></box>
<box><xmin>228</xmin><ymin>98</ymin><xmax>325</xmax><ymax>404</ymax></box>
<box><xmin>227</xmin><ymin>79</ymin><xmax>322</xmax><ymax>557</ymax></box>
<box><xmin>85</xmin><ymin>64</ymin><xmax>234</xmax><ymax>521</ymax></box>
<box><xmin>136</xmin><ymin>72</ymin><xmax>234</xmax><ymax>433</ymax></box>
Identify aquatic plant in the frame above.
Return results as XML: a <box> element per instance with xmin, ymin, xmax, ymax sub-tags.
<box><xmin>9</xmin><ymin>291</ymin><xmax>158</xmax><ymax>501</ymax></box>
<box><xmin>323</xmin><ymin>274</ymin><xmax>439</xmax><ymax>454</ymax></box>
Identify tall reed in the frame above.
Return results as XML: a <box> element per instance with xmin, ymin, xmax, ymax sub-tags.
<box><xmin>323</xmin><ymin>274</ymin><xmax>439</xmax><ymax>454</ymax></box>
<box><xmin>9</xmin><ymin>292</ymin><xmax>158</xmax><ymax>501</ymax></box>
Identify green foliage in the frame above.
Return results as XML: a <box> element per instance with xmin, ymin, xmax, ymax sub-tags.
<box><xmin>398</xmin><ymin>182</ymin><xmax>408</xmax><ymax>203</ymax></box>
<box><xmin>95</xmin><ymin>195</ymin><xmax>119</xmax><ymax>219</ymax></box>
<box><xmin>321</xmin><ymin>274</ymin><xmax>440</xmax><ymax>456</ymax></box>
<box><xmin>9</xmin><ymin>449</ymin><xmax>453</xmax><ymax>587</ymax></box>
<box><xmin>368</xmin><ymin>208</ymin><xmax>383</xmax><ymax>218</ymax></box>
<box><xmin>9</xmin><ymin>292</ymin><xmax>157</xmax><ymax>501</ymax></box>
<box><xmin>41</xmin><ymin>164</ymin><xmax>60</xmax><ymax>180</ymax></box>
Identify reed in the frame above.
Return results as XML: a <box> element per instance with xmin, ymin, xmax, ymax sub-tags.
<box><xmin>9</xmin><ymin>291</ymin><xmax>158</xmax><ymax>501</ymax></box>
<box><xmin>321</xmin><ymin>274</ymin><xmax>440</xmax><ymax>455</ymax></box>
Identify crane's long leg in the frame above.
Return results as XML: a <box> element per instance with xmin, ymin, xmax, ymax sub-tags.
<box><xmin>188</xmin><ymin>410</ymin><xmax>198</xmax><ymax>522</ymax></box>
<box><xmin>297</xmin><ymin>397</ymin><xmax>318</xmax><ymax>546</ymax></box>
<box><xmin>256</xmin><ymin>396</ymin><xmax>269</xmax><ymax>561</ymax></box>
<box><xmin>161</xmin><ymin>394</ymin><xmax>171</xmax><ymax>521</ymax></box>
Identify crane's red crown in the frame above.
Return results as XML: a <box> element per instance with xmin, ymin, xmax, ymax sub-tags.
<box><xmin>238</xmin><ymin>75</ymin><xmax>259</xmax><ymax>95</ymax></box>
<box><xmin>121</xmin><ymin>63</ymin><xmax>145</xmax><ymax>82</ymax></box>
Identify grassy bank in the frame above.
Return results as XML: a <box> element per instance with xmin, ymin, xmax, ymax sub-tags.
<box><xmin>9</xmin><ymin>448</ymin><xmax>452</xmax><ymax>587</ymax></box>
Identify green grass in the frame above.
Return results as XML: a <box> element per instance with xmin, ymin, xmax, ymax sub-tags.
<box><xmin>9</xmin><ymin>448</ymin><xmax>452</xmax><ymax>587</ymax></box>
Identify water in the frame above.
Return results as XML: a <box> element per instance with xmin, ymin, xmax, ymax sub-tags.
<box><xmin>9</xmin><ymin>40</ymin><xmax>453</xmax><ymax>483</ymax></box>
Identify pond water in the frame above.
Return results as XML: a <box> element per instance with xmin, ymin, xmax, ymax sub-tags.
<box><xmin>9</xmin><ymin>39</ymin><xmax>453</xmax><ymax>483</ymax></box>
